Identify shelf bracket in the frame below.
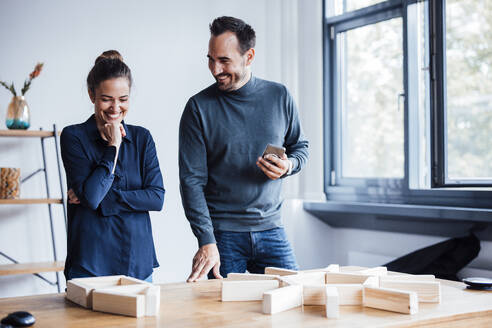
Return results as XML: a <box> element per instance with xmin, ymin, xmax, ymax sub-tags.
<box><xmin>21</xmin><ymin>168</ymin><xmax>45</xmax><ymax>184</ymax></box>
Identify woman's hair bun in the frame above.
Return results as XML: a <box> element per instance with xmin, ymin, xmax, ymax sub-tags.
<box><xmin>87</xmin><ymin>49</ymin><xmax>132</xmax><ymax>94</ymax></box>
<box><xmin>95</xmin><ymin>50</ymin><xmax>124</xmax><ymax>65</ymax></box>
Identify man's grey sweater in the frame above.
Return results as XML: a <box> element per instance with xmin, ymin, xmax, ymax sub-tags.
<box><xmin>179</xmin><ymin>76</ymin><xmax>309</xmax><ymax>247</ymax></box>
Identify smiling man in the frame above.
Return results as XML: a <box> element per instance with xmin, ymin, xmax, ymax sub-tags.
<box><xmin>179</xmin><ymin>16</ymin><xmax>309</xmax><ymax>282</ymax></box>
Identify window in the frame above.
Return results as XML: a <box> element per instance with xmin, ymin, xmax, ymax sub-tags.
<box><xmin>339</xmin><ymin>17</ymin><xmax>404</xmax><ymax>179</ymax></box>
<box><xmin>442</xmin><ymin>0</ymin><xmax>492</xmax><ymax>184</ymax></box>
<box><xmin>323</xmin><ymin>0</ymin><xmax>492</xmax><ymax>207</ymax></box>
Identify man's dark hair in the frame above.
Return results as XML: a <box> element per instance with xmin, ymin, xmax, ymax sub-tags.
<box><xmin>209</xmin><ymin>16</ymin><xmax>256</xmax><ymax>54</ymax></box>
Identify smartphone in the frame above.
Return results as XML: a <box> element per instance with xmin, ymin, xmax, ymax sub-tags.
<box><xmin>262</xmin><ymin>144</ymin><xmax>286</xmax><ymax>160</ymax></box>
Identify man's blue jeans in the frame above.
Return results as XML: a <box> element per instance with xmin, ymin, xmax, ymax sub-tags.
<box><xmin>208</xmin><ymin>227</ymin><xmax>298</xmax><ymax>279</ymax></box>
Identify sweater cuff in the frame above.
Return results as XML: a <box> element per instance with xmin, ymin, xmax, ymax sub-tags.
<box><xmin>197</xmin><ymin>230</ymin><xmax>216</xmax><ymax>248</ymax></box>
<box><xmin>283</xmin><ymin>157</ymin><xmax>298</xmax><ymax>177</ymax></box>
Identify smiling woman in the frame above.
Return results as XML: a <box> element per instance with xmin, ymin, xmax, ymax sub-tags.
<box><xmin>87</xmin><ymin>51</ymin><xmax>131</xmax><ymax>145</ymax></box>
<box><xmin>60</xmin><ymin>50</ymin><xmax>165</xmax><ymax>283</ymax></box>
<box><xmin>92</xmin><ymin>78</ymin><xmax>129</xmax><ymax>124</ymax></box>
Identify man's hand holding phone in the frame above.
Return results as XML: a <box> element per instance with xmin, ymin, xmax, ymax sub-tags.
<box><xmin>256</xmin><ymin>144</ymin><xmax>292</xmax><ymax>180</ymax></box>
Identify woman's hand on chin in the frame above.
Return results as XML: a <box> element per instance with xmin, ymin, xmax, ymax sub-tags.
<box><xmin>101</xmin><ymin>122</ymin><xmax>123</xmax><ymax>147</ymax></box>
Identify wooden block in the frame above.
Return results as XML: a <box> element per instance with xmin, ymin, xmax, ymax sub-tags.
<box><xmin>120</xmin><ymin>276</ymin><xmax>153</xmax><ymax>285</ymax></box>
<box><xmin>118</xmin><ymin>284</ymin><xmax>160</xmax><ymax>316</ymax></box>
<box><xmin>227</xmin><ymin>273</ymin><xmax>280</xmax><ymax>281</ymax></box>
<box><xmin>277</xmin><ymin>277</ymin><xmax>293</xmax><ymax>288</ymax></box>
<box><xmin>326</xmin><ymin>272</ymin><xmax>373</xmax><ymax>284</ymax></box>
<box><xmin>281</xmin><ymin>272</ymin><xmax>326</xmax><ymax>286</ymax></box>
<box><xmin>66</xmin><ymin>275</ymin><xmax>125</xmax><ymax>308</ymax></box>
<box><xmin>325</xmin><ymin>286</ymin><xmax>339</xmax><ymax>319</ymax></box>
<box><xmin>262</xmin><ymin>285</ymin><xmax>303</xmax><ymax>314</ymax></box>
<box><xmin>66</xmin><ymin>275</ymin><xmax>149</xmax><ymax>309</ymax></box>
<box><xmin>340</xmin><ymin>266</ymin><xmax>368</xmax><ymax>272</ymax></box>
<box><xmin>92</xmin><ymin>284</ymin><xmax>160</xmax><ymax>317</ymax></box>
<box><xmin>221</xmin><ymin>280</ymin><xmax>279</xmax><ymax>301</ymax></box>
<box><xmin>93</xmin><ymin>292</ymin><xmax>144</xmax><ymax>317</ymax></box>
<box><xmin>264</xmin><ymin>267</ymin><xmax>298</xmax><ymax>276</ymax></box>
<box><xmin>363</xmin><ymin>286</ymin><xmax>418</xmax><ymax>314</ymax></box>
<box><xmin>66</xmin><ymin>280</ymin><xmax>93</xmax><ymax>308</ymax></box>
<box><xmin>380</xmin><ymin>274</ymin><xmax>436</xmax><ymax>281</ymax></box>
<box><xmin>143</xmin><ymin>285</ymin><xmax>160</xmax><ymax>316</ymax></box>
<box><xmin>362</xmin><ymin>276</ymin><xmax>379</xmax><ymax>288</ymax></box>
<box><xmin>358</xmin><ymin>266</ymin><xmax>388</xmax><ymax>276</ymax></box>
<box><xmin>70</xmin><ymin>275</ymin><xmax>126</xmax><ymax>286</ymax></box>
<box><xmin>301</xmin><ymin>264</ymin><xmax>340</xmax><ymax>273</ymax></box>
<box><xmin>328</xmin><ymin>284</ymin><xmax>363</xmax><ymax>305</ymax></box>
<box><xmin>380</xmin><ymin>280</ymin><xmax>441</xmax><ymax>303</ymax></box>
<box><xmin>303</xmin><ymin>285</ymin><xmax>326</xmax><ymax>305</ymax></box>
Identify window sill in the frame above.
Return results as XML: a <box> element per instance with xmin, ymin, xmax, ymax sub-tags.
<box><xmin>324</xmin><ymin>185</ymin><xmax>492</xmax><ymax>209</ymax></box>
<box><xmin>303</xmin><ymin>201</ymin><xmax>492</xmax><ymax>240</ymax></box>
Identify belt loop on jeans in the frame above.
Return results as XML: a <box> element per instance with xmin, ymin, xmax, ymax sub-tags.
<box><xmin>249</xmin><ymin>231</ymin><xmax>256</xmax><ymax>257</ymax></box>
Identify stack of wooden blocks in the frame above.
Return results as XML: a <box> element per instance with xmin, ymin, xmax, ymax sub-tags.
<box><xmin>66</xmin><ymin>275</ymin><xmax>160</xmax><ymax>317</ymax></box>
<box><xmin>221</xmin><ymin>265</ymin><xmax>441</xmax><ymax>318</ymax></box>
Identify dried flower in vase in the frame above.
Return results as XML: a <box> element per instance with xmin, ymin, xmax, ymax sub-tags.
<box><xmin>0</xmin><ymin>62</ymin><xmax>44</xmax><ymax>97</ymax></box>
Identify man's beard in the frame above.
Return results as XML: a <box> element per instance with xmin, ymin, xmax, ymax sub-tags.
<box><xmin>216</xmin><ymin>70</ymin><xmax>248</xmax><ymax>92</ymax></box>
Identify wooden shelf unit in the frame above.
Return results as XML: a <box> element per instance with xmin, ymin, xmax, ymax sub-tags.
<box><xmin>0</xmin><ymin>261</ymin><xmax>65</xmax><ymax>276</ymax></box>
<box><xmin>0</xmin><ymin>125</ymin><xmax>66</xmax><ymax>293</ymax></box>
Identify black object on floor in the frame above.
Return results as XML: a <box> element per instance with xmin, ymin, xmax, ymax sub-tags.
<box><xmin>0</xmin><ymin>311</ymin><xmax>35</xmax><ymax>327</ymax></box>
<box><xmin>384</xmin><ymin>233</ymin><xmax>481</xmax><ymax>281</ymax></box>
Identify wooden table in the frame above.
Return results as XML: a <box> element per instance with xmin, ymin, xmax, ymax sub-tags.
<box><xmin>0</xmin><ymin>278</ymin><xmax>491</xmax><ymax>327</ymax></box>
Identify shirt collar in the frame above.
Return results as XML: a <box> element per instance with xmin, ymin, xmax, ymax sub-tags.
<box><xmin>85</xmin><ymin>114</ymin><xmax>133</xmax><ymax>143</ymax></box>
<box><xmin>217</xmin><ymin>74</ymin><xmax>256</xmax><ymax>97</ymax></box>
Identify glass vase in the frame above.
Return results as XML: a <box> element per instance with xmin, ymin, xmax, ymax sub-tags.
<box><xmin>6</xmin><ymin>96</ymin><xmax>30</xmax><ymax>129</ymax></box>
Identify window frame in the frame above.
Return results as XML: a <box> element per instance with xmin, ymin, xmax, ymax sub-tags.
<box><xmin>323</xmin><ymin>0</ymin><xmax>492</xmax><ymax>209</ymax></box>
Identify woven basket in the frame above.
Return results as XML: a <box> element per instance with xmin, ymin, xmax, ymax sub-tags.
<box><xmin>0</xmin><ymin>168</ymin><xmax>20</xmax><ymax>199</ymax></box>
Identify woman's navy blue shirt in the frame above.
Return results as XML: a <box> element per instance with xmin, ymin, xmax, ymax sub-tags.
<box><xmin>61</xmin><ymin>115</ymin><xmax>164</xmax><ymax>280</ymax></box>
